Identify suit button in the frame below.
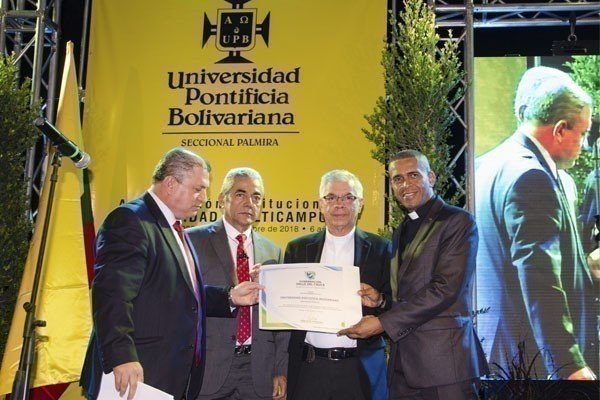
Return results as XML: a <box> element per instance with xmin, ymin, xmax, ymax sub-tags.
<box><xmin>231</xmin><ymin>335</ymin><xmax>236</xmax><ymax>342</ymax></box>
<box><xmin>188</xmin><ymin>344</ymin><xmax>194</xmax><ymax>349</ymax></box>
<box><xmin>192</xmin><ymin>306</ymin><xmax>197</xmax><ymax>312</ymax></box>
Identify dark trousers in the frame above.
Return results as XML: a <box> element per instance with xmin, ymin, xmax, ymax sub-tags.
<box><xmin>390</xmin><ymin>371</ymin><xmax>480</xmax><ymax>400</ymax></box>
<box><xmin>196</xmin><ymin>354</ymin><xmax>265</xmax><ymax>400</ymax></box>
<box><xmin>292</xmin><ymin>356</ymin><xmax>368</xmax><ymax>400</ymax></box>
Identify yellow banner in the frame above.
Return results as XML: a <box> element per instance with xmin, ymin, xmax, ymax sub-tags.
<box><xmin>0</xmin><ymin>42</ymin><xmax>91</xmax><ymax>395</ymax></box>
<box><xmin>84</xmin><ymin>0</ymin><xmax>386</xmax><ymax>246</ymax></box>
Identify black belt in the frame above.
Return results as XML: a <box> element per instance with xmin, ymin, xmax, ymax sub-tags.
<box><xmin>234</xmin><ymin>344</ymin><xmax>252</xmax><ymax>355</ymax></box>
<box><xmin>302</xmin><ymin>344</ymin><xmax>358</xmax><ymax>361</ymax></box>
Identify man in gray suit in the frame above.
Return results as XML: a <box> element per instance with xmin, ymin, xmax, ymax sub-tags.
<box><xmin>187</xmin><ymin>167</ymin><xmax>289</xmax><ymax>400</ymax></box>
<box><xmin>340</xmin><ymin>150</ymin><xmax>488</xmax><ymax>400</ymax></box>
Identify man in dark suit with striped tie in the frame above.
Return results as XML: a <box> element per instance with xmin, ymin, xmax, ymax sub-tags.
<box><xmin>81</xmin><ymin>148</ymin><xmax>262</xmax><ymax>400</ymax></box>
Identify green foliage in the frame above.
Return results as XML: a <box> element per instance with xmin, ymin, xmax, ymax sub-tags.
<box><xmin>0</xmin><ymin>55</ymin><xmax>40</xmax><ymax>363</ymax></box>
<box><xmin>564</xmin><ymin>56</ymin><xmax>600</xmax><ymax>207</ymax></box>
<box><xmin>363</xmin><ymin>0</ymin><xmax>464</xmax><ymax>234</ymax></box>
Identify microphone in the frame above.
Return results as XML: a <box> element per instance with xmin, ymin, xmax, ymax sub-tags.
<box><xmin>33</xmin><ymin>117</ymin><xmax>91</xmax><ymax>169</ymax></box>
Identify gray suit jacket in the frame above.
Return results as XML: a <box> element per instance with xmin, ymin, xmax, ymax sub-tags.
<box><xmin>187</xmin><ymin>218</ymin><xmax>290</xmax><ymax>397</ymax></box>
<box><xmin>379</xmin><ymin>196</ymin><xmax>488</xmax><ymax>392</ymax></box>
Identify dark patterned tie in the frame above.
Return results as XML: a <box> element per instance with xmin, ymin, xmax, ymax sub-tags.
<box><xmin>235</xmin><ymin>234</ymin><xmax>251</xmax><ymax>344</ymax></box>
<box><xmin>173</xmin><ymin>221</ymin><xmax>202</xmax><ymax>365</ymax></box>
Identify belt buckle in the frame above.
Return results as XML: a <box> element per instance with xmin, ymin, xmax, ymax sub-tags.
<box><xmin>235</xmin><ymin>345</ymin><xmax>251</xmax><ymax>355</ymax></box>
<box><xmin>327</xmin><ymin>348</ymin><xmax>342</xmax><ymax>361</ymax></box>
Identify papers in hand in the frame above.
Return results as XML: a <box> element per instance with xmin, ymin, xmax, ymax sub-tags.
<box><xmin>97</xmin><ymin>372</ymin><xmax>174</xmax><ymax>400</ymax></box>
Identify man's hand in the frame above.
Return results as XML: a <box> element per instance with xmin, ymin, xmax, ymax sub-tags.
<box><xmin>337</xmin><ymin>315</ymin><xmax>384</xmax><ymax>339</ymax></box>
<box><xmin>568</xmin><ymin>366</ymin><xmax>597</xmax><ymax>380</ymax></box>
<box><xmin>113</xmin><ymin>361</ymin><xmax>143</xmax><ymax>400</ymax></box>
<box><xmin>230</xmin><ymin>281</ymin><xmax>263</xmax><ymax>306</ymax></box>
<box><xmin>272</xmin><ymin>375</ymin><xmax>287</xmax><ymax>400</ymax></box>
<box><xmin>357</xmin><ymin>283</ymin><xmax>382</xmax><ymax>308</ymax></box>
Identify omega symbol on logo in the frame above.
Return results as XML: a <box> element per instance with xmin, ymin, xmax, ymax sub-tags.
<box><xmin>202</xmin><ymin>0</ymin><xmax>270</xmax><ymax>64</ymax></box>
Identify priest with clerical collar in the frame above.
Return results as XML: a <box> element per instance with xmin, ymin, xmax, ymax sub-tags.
<box><xmin>284</xmin><ymin>169</ymin><xmax>392</xmax><ymax>400</ymax></box>
<box><xmin>339</xmin><ymin>150</ymin><xmax>488</xmax><ymax>400</ymax></box>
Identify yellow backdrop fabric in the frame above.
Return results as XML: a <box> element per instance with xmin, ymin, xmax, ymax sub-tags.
<box><xmin>0</xmin><ymin>42</ymin><xmax>92</xmax><ymax>395</ymax></box>
<box><xmin>83</xmin><ymin>0</ymin><xmax>386</xmax><ymax>246</ymax></box>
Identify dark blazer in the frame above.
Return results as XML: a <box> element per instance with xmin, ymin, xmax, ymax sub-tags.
<box><xmin>187</xmin><ymin>218</ymin><xmax>290</xmax><ymax>397</ymax></box>
<box><xmin>475</xmin><ymin>132</ymin><xmax>596</xmax><ymax>376</ymax></box>
<box><xmin>379</xmin><ymin>196</ymin><xmax>488</xmax><ymax>393</ymax></box>
<box><xmin>285</xmin><ymin>228</ymin><xmax>392</xmax><ymax>400</ymax></box>
<box><xmin>80</xmin><ymin>193</ymin><xmax>232</xmax><ymax>400</ymax></box>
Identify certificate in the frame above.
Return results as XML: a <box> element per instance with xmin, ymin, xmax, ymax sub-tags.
<box><xmin>259</xmin><ymin>263</ymin><xmax>362</xmax><ymax>333</ymax></box>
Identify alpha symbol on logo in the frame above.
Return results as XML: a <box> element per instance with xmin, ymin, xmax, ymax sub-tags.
<box><xmin>202</xmin><ymin>0</ymin><xmax>270</xmax><ymax>64</ymax></box>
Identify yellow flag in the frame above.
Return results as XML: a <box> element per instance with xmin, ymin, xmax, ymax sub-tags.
<box><xmin>0</xmin><ymin>41</ymin><xmax>91</xmax><ymax>396</ymax></box>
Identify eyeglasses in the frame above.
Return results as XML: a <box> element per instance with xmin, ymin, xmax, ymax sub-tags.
<box><xmin>322</xmin><ymin>194</ymin><xmax>359</xmax><ymax>204</ymax></box>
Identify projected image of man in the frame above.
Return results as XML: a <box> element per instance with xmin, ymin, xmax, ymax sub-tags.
<box><xmin>475</xmin><ymin>66</ymin><xmax>597</xmax><ymax>379</ymax></box>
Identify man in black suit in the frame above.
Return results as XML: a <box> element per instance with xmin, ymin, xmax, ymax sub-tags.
<box><xmin>80</xmin><ymin>148</ymin><xmax>261</xmax><ymax>400</ymax></box>
<box><xmin>475</xmin><ymin>66</ymin><xmax>597</xmax><ymax>379</ymax></box>
<box><xmin>285</xmin><ymin>169</ymin><xmax>391</xmax><ymax>400</ymax></box>
<box><xmin>187</xmin><ymin>167</ymin><xmax>289</xmax><ymax>400</ymax></box>
<box><xmin>340</xmin><ymin>150</ymin><xmax>488</xmax><ymax>400</ymax></box>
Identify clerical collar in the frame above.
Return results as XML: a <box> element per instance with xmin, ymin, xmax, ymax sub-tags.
<box><xmin>405</xmin><ymin>196</ymin><xmax>436</xmax><ymax>221</ymax></box>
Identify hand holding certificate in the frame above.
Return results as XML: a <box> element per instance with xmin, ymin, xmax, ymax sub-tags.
<box><xmin>259</xmin><ymin>263</ymin><xmax>362</xmax><ymax>333</ymax></box>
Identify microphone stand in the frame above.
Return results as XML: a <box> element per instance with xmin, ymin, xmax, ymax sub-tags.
<box><xmin>11</xmin><ymin>151</ymin><xmax>62</xmax><ymax>400</ymax></box>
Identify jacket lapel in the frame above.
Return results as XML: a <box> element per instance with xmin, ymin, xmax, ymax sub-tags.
<box><xmin>354</xmin><ymin>228</ymin><xmax>371</xmax><ymax>280</ymax></box>
<box><xmin>306</xmin><ymin>231</ymin><xmax>326</xmax><ymax>263</ymax></box>
<box><xmin>390</xmin><ymin>228</ymin><xmax>401</xmax><ymax>301</ymax></box>
<box><xmin>143</xmin><ymin>192</ymin><xmax>197</xmax><ymax>295</ymax></box>
<box><xmin>394</xmin><ymin>197</ymin><xmax>445</xmax><ymax>293</ymax></box>
<box><xmin>253</xmin><ymin>230</ymin><xmax>274</xmax><ymax>266</ymax></box>
<box><xmin>210</xmin><ymin>218</ymin><xmax>237</xmax><ymax>285</ymax></box>
<box><xmin>519</xmin><ymin>135</ymin><xmax>593</xmax><ymax>283</ymax></box>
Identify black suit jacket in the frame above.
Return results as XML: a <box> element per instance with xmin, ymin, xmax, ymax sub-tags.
<box><xmin>285</xmin><ymin>228</ymin><xmax>391</xmax><ymax>400</ymax></box>
<box><xmin>187</xmin><ymin>218</ymin><xmax>290</xmax><ymax>397</ymax></box>
<box><xmin>80</xmin><ymin>193</ymin><xmax>232</xmax><ymax>400</ymax></box>
<box><xmin>475</xmin><ymin>132</ymin><xmax>596</xmax><ymax>376</ymax></box>
<box><xmin>379</xmin><ymin>196</ymin><xmax>488</xmax><ymax>391</ymax></box>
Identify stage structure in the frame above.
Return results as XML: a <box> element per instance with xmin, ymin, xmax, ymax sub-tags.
<box><xmin>0</xmin><ymin>0</ymin><xmax>63</xmax><ymax>222</ymax></box>
<box><xmin>3</xmin><ymin>0</ymin><xmax>598</xmax><ymax>222</ymax></box>
<box><xmin>427</xmin><ymin>0</ymin><xmax>600</xmax><ymax>211</ymax></box>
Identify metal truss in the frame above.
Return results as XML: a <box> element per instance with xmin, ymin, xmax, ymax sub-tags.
<box><xmin>0</xmin><ymin>0</ymin><xmax>62</xmax><ymax>221</ymax></box>
<box><xmin>430</xmin><ymin>0</ymin><xmax>600</xmax><ymax>211</ymax></box>
<box><xmin>435</xmin><ymin>1</ymin><xmax>600</xmax><ymax>28</ymax></box>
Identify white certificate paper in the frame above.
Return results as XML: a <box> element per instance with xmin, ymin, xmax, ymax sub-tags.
<box><xmin>259</xmin><ymin>263</ymin><xmax>362</xmax><ymax>333</ymax></box>
<box><xmin>98</xmin><ymin>372</ymin><xmax>174</xmax><ymax>400</ymax></box>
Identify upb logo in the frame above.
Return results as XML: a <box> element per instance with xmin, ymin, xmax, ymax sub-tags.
<box><xmin>202</xmin><ymin>0</ymin><xmax>270</xmax><ymax>64</ymax></box>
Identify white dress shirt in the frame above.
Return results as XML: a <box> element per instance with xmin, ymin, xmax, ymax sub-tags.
<box><xmin>305</xmin><ymin>227</ymin><xmax>357</xmax><ymax>349</ymax></box>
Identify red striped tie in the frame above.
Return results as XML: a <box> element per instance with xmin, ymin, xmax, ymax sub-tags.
<box><xmin>235</xmin><ymin>234</ymin><xmax>251</xmax><ymax>344</ymax></box>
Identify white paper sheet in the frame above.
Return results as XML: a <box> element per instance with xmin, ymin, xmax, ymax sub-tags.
<box><xmin>97</xmin><ymin>371</ymin><xmax>174</xmax><ymax>400</ymax></box>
